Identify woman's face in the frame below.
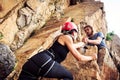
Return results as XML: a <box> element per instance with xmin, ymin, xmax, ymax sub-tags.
<box><xmin>73</xmin><ymin>31</ymin><xmax>78</xmax><ymax>40</ymax></box>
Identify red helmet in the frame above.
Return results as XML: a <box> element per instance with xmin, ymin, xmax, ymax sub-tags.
<box><xmin>62</xmin><ymin>22</ymin><xmax>78</xmax><ymax>32</ymax></box>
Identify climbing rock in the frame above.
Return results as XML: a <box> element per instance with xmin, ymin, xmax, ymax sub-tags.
<box><xmin>0</xmin><ymin>43</ymin><xmax>16</xmax><ymax>79</ymax></box>
<box><xmin>16</xmin><ymin>7</ymin><xmax>33</xmax><ymax>29</ymax></box>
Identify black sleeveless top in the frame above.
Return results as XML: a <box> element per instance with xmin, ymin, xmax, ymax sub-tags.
<box><xmin>48</xmin><ymin>40</ymin><xmax>69</xmax><ymax>63</ymax></box>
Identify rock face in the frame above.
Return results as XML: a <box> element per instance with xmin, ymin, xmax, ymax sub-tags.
<box><xmin>109</xmin><ymin>35</ymin><xmax>120</xmax><ymax>74</ymax></box>
<box><xmin>0</xmin><ymin>43</ymin><xmax>16</xmax><ymax>79</ymax></box>
<box><xmin>0</xmin><ymin>0</ymin><xmax>69</xmax><ymax>79</ymax></box>
<box><xmin>0</xmin><ymin>0</ymin><xmax>69</xmax><ymax>50</ymax></box>
<box><xmin>0</xmin><ymin>0</ymin><xmax>120</xmax><ymax>80</ymax></box>
<box><xmin>62</xmin><ymin>45</ymin><xmax>101</xmax><ymax>80</ymax></box>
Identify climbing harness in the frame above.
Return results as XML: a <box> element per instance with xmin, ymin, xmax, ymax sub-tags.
<box><xmin>47</xmin><ymin>49</ymin><xmax>55</xmax><ymax>59</ymax></box>
<box><xmin>37</xmin><ymin>58</ymin><xmax>52</xmax><ymax>75</ymax></box>
<box><xmin>23</xmin><ymin>57</ymin><xmax>55</xmax><ymax>80</ymax></box>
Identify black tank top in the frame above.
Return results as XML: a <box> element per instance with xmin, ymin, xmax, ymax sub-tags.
<box><xmin>48</xmin><ymin>40</ymin><xmax>69</xmax><ymax>63</ymax></box>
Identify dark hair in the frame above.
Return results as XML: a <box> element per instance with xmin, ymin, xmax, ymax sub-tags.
<box><xmin>84</xmin><ymin>25</ymin><xmax>93</xmax><ymax>30</ymax></box>
<box><xmin>61</xmin><ymin>29</ymin><xmax>77</xmax><ymax>35</ymax></box>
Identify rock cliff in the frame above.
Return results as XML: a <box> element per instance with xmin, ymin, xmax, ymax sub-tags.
<box><xmin>0</xmin><ymin>0</ymin><xmax>120</xmax><ymax>80</ymax></box>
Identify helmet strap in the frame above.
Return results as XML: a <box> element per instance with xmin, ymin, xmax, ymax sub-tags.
<box><xmin>69</xmin><ymin>33</ymin><xmax>76</xmax><ymax>42</ymax></box>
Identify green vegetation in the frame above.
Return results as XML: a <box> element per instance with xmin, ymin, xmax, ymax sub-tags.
<box><xmin>0</xmin><ymin>32</ymin><xmax>3</xmax><ymax>40</ymax></box>
<box><xmin>106</xmin><ymin>31</ymin><xmax>114</xmax><ymax>41</ymax></box>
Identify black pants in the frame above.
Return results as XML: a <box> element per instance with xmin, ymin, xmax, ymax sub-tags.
<box><xmin>18</xmin><ymin>50</ymin><xmax>73</xmax><ymax>80</ymax></box>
